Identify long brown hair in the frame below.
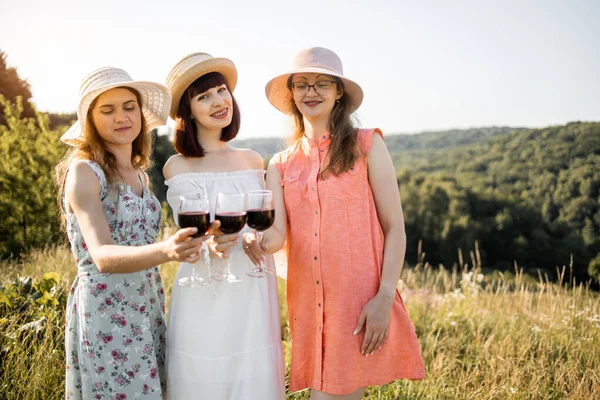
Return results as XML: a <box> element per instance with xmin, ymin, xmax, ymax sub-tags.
<box><xmin>287</xmin><ymin>75</ymin><xmax>359</xmax><ymax>179</ymax></box>
<box><xmin>54</xmin><ymin>87</ymin><xmax>151</xmax><ymax>226</ymax></box>
<box><xmin>174</xmin><ymin>72</ymin><xmax>240</xmax><ymax>157</ymax></box>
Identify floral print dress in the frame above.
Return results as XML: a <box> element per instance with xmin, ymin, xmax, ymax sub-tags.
<box><xmin>64</xmin><ymin>160</ymin><xmax>167</xmax><ymax>400</ymax></box>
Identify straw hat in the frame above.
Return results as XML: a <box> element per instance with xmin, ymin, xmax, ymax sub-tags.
<box><xmin>61</xmin><ymin>67</ymin><xmax>171</xmax><ymax>146</ymax></box>
<box><xmin>165</xmin><ymin>52</ymin><xmax>238</xmax><ymax>119</ymax></box>
<box><xmin>265</xmin><ymin>47</ymin><xmax>364</xmax><ymax>115</ymax></box>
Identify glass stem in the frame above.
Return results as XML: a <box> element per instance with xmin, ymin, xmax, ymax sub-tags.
<box><xmin>257</xmin><ymin>230</ymin><xmax>264</xmax><ymax>269</ymax></box>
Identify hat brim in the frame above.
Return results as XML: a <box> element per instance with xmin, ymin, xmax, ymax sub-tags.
<box><xmin>265</xmin><ymin>67</ymin><xmax>364</xmax><ymax>115</ymax></box>
<box><xmin>168</xmin><ymin>57</ymin><xmax>238</xmax><ymax>120</ymax></box>
<box><xmin>61</xmin><ymin>81</ymin><xmax>171</xmax><ymax>147</ymax></box>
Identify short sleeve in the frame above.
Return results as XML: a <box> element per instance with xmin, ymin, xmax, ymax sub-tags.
<box><xmin>358</xmin><ymin>128</ymin><xmax>384</xmax><ymax>157</ymax></box>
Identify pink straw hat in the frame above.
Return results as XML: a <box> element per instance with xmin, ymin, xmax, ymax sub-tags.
<box><xmin>265</xmin><ymin>47</ymin><xmax>363</xmax><ymax>115</ymax></box>
<box><xmin>61</xmin><ymin>67</ymin><xmax>171</xmax><ymax>147</ymax></box>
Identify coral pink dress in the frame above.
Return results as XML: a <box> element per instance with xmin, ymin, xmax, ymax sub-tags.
<box><xmin>273</xmin><ymin>128</ymin><xmax>425</xmax><ymax>395</ymax></box>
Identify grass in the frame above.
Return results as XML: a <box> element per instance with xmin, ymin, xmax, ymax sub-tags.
<box><xmin>1</xmin><ymin>245</ymin><xmax>599</xmax><ymax>399</ymax></box>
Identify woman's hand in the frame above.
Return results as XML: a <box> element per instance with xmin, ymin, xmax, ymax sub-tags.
<box><xmin>207</xmin><ymin>220</ymin><xmax>240</xmax><ymax>259</ymax></box>
<box><xmin>162</xmin><ymin>227</ymin><xmax>207</xmax><ymax>263</ymax></box>
<box><xmin>242</xmin><ymin>231</ymin><xmax>266</xmax><ymax>266</ymax></box>
<box><xmin>353</xmin><ymin>292</ymin><xmax>395</xmax><ymax>356</ymax></box>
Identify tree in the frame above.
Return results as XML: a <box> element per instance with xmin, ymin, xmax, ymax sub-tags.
<box><xmin>0</xmin><ymin>96</ymin><xmax>65</xmax><ymax>257</ymax></box>
<box><xmin>0</xmin><ymin>50</ymin><xmax>35</xmax><ymax>123</ymax></box>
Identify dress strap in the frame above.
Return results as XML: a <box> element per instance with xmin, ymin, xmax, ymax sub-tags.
<box><xmin>357</xmin><ymin>128</ymin><xmax>384</xmax><ymax>157</ymax></box>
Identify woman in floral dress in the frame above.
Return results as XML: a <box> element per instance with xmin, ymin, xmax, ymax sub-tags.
<box><xmin>56</xmin><ymin>67</ymin><xmax>217</xmax><ymax>399</ymax></box>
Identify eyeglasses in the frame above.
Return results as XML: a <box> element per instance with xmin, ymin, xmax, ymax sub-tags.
<box><xmin>291</xmin><ymin>80</ymin><xmax>336</xmax><ymax>94</ymax></box>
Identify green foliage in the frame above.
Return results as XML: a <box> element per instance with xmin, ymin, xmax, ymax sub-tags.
<box><xmin>0</xmin><ymin>271</ymin><xmax>67</xmax><ymax>399</ymax></box>
<box><xmin>0</xmin><ymin>272</ymin><xmax>65</xmax><ymax>313</ymax></box>
<box><xmin>0</xmin><ymin>96</ymin><xmax>66</xmax><ymax>258</ymax></box>
<box><xmin>147</xmin><ymin>130</ymin><xmax>176</xmax><ymax>205</ymax></box>
<box><xmin>395</xmin><ymin>122</ymin><xmax>600</xmax><ymax>282</ymax></box>
<box><xmin>44</xmin><ymin>112</ymin><xmax>76</xmax><ymax>131</ymax></box>
<box><xmin>0</xmin><ymin>50</ymin><xmax>35</xmax><ymax>122</ymax></box>
<box><xmin>590</xmin><ymin>253</ymin><xmax>600</xmax><ymax>281</ymax></box>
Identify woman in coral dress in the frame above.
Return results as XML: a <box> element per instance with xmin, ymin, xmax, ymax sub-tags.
<box><xmin>244</xmin><ymin>47</ymin><xmax>426</xmax><ymax>399</ymax></box>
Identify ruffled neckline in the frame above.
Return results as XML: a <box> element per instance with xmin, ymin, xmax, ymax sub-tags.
<box><xmin>164</xmin><ymin>169</ymin><xmax>265</xmax><ymax>186</ymax></box>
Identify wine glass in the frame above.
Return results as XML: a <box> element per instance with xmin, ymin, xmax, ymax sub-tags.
<box><xmin>213</xmin><ymin>192</ymin><xmax>247</xmax><ymax>283</ymax></box>
<box><xmin>245</xmin><ymin>190</ymin><xmax>276</xmax><ymax>277</ymax></box>
<box><xmin>177</xmin><ymin>193</ymin><xmax>211</xmax><ymax>287</ymax></box>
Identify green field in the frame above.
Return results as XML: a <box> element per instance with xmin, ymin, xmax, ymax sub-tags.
<box><xmin>1</xmin><ymin>244</ymin><xmax>599</xmax><ymax>399</ymax></box>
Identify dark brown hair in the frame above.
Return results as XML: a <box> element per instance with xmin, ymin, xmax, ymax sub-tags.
<box><xmin>174</xmin><ymin>72</ymin><xmax>240</xmax><ymax>157</ymax></box>
<box><xmin>55</xmin><ymin>87</ymin><xmax>151</xmax><ymax>227</ymax></box>
<box><xmin>287</xmin><ymin>75</ymin><xmax>358</xmax><ymax>179</ymax></box>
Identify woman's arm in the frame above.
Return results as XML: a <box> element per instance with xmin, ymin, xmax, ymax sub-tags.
<box><xmin>354</xmin><ymin>133</ymin><xmax>407</xmax><ymax>355</ymax></box>
<box><xmin>242</xmin><ymin>159</ymin><xmax>288</xmax><ymax>265</ymax></box>
<box><xmin>66</xmin><ymin>162</ymin><xmax>208</xmax><ymax>274</ymax></box>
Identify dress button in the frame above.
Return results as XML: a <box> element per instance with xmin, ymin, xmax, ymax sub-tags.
<box><xmin>314</xmin><ymin>256</ymin><xmax>318</xmax><ymax>260</ymax></box>
<box><xmin>314</xmin><ymin>232</ymin><xmax>318</xmax><ymax>236</ymax></box>
<box><xmin>316</xmin><ymin>280</ymin><xmax>320</xmax><ymax>284</ymax></box>
<box><xmin>318</xmin><ymin>303</ymin><xmax>321</xmax><ymax>307</ymax></box>
<box><xmin>315</xmin><ymin>210</ymin><xmax>319</xmax><ymax>215</ymax></box>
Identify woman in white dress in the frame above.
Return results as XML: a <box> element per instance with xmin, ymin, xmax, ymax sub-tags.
<box><xmin>163</xmin><ymin>53</ymin><xmax>285</xmax><ymax>399</ymax></box>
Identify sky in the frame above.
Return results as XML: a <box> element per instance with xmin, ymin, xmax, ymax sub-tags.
<box><xmin>1</xmin><ymin>0</ymin><xmax>599</xmax><ymax>138</ymax></box>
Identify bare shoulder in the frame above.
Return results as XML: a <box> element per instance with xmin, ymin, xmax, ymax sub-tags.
<box><xmin>65</xmin><ymin>160</ymin><xmax>101</xmax><ymax>201</ymax></box>
<box><xmin>237</xmin><ymin>148</ymin><xmax>264</xmax><ymax>170</ymax></box>
<box><xmin>367</xmin><ymin>131</ymin><xmax>389</xmax><ymax>157</ymax></box>
<box><xmin>163</xmin><ymin>154</ymin><xmax>189</xmax><ymax>180</ymax></box>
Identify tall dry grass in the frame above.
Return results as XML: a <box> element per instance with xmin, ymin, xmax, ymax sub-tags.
<box><xmin>1</xmin><ymin>245</ymin><xmax>599</xmax><ymax>399</ymax></box>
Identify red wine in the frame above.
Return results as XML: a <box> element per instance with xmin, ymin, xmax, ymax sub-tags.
<box><xmin>246</xmin><ymin>209</ymin><xmax>275</xmax><ymax>231</ymax></box>
<box><xmin>178</xmin><ymin>212</ymin><xmax>210</xmax><ymax>237</ymax></box>
<box><xmin>215</xmin><ymin>212</ymin><xmax>247</xmax><ymax>234</ymax></box>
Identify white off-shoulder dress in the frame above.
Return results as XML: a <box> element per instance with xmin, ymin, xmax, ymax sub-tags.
<box><xmin>164</xmin><ymin>170</ymin><xmax>285</xmax><ymax>400</ymax></box>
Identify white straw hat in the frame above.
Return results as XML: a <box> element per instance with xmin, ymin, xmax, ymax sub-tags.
<box><xmin>61</xmin><ymin>67</ymin><xmax>172</xmax><ymax>146</ymax></box>
<box><xmin>165</xmin><ymin>52</ymin><xmax>238</xmax><ymax>120</ymax></box>
<box><xmin>265</xmin><ymin>47</ymin><xmax>364</xmax><ymax>115</ymax></box>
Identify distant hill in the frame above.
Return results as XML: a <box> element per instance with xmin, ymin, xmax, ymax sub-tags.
<box><xmin>232</xmin><ymin>126</ymin><xmax>522</xmax><ymax>159</ymax></box>
<box><xmin>393</xmin><ymin>121</ymin><xmax>600</xmax><ymax>282</ymax></box>
<box><xmin>384</xmin><ymin>126</ymin><xmax>524</xmax><ymax>152</ymax></box>
<box><xmin>230</xmin><ymin>137</ymin><xmax>288</xmax><ymax>158</ymax></box>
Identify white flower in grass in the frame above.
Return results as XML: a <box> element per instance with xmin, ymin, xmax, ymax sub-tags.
<box><xmin>587</xmin><ymin>315</ymin><xmax>600</xmax><ymax>323</ymax></box>
<box><xmin>531</xmin><ymin>324</ymin><xmax>542</xmax><ymax>333</ymax></box>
